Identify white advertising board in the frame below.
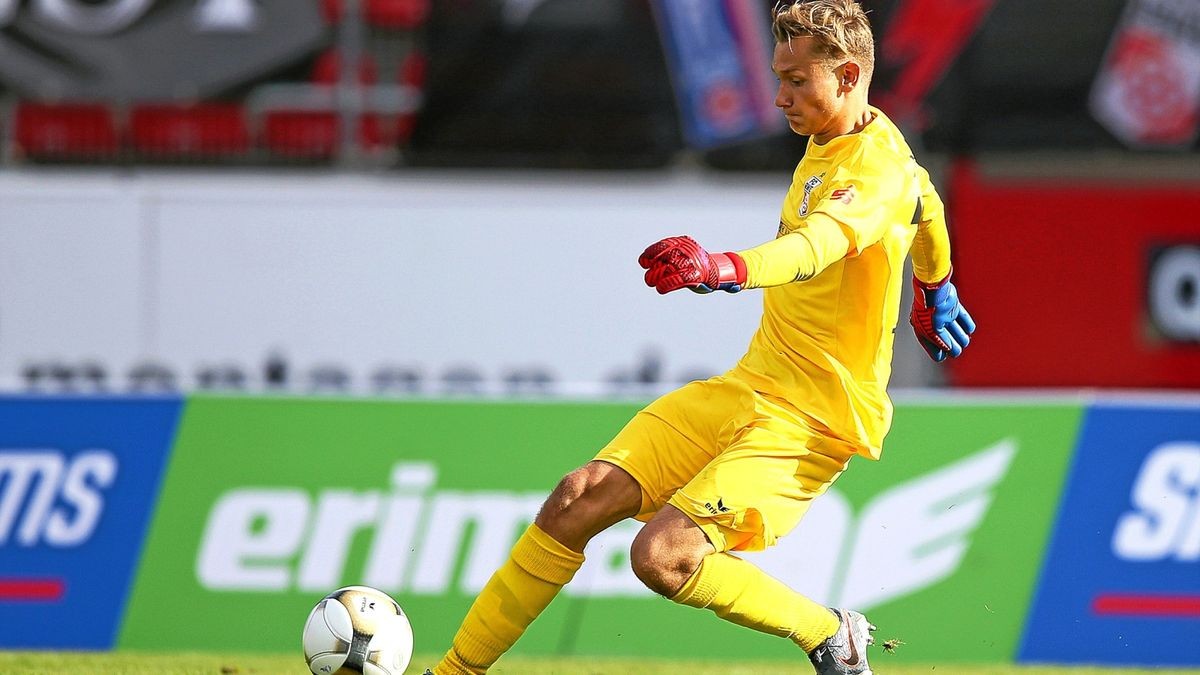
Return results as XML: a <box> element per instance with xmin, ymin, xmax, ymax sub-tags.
<box><xmin>0</xmin><ymin>169</ymin><xmax>931</xmax><ymax>394</ymax></box>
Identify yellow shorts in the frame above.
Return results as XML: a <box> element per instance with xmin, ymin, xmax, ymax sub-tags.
<box><xmin>594</xmin><ymin>376</ymin><xmax>858</xmax><ymax>553</ymax></box>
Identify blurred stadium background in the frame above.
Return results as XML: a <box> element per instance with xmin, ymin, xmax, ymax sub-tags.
<box><xmin>0</xmin><ymin>0</ymin><xmax>1197</xmax><ymax>672</ymax></box>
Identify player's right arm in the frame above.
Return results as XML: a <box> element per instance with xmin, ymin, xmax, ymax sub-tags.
<box><xmin>639</xmin><ymin>162</ymin><xmax>902</xmax><ymax>294</ymax></box>
<box><xmin>638</xmin><ymin>209</ymin><xmax>860</xmax><ymax>295</ymax></box>
<box><xmin>737</xmin><ymin>159</ymin><xmax>907</xmax><ymax>288</ymax></box>
<box><xmin>735</xmin><ymin>215</ymin><xmax>853</xmax><ymax>288</ymax></box>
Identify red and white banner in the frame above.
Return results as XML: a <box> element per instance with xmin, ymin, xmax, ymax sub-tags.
<box><xmin>1090</xmin><ymin>0</ymin><xmax>1200</xmax><ymax>149</ymax></box>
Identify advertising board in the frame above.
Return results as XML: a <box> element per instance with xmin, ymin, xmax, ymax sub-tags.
<box><xmin>119</xmin><ymin>396</ymin><xmax>1082</xmax><ymax>663</ymax></box>
<box><xmin>1020</xmin><ymin>402</ymin><xmax>1200</xmax><ymax>666</ymax></box>
<box><xmin>6</xmin><ymin>393</ymin><xmax>1194</xmax><ymax>666</ymax></box>
<box><xmin>0</xmin><ymin>396</ymin><xmax>181</xmax><ymax>648</ymax></box>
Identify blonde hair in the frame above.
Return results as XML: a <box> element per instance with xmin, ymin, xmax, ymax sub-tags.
<box><xmin>772</xmin><ymin>1</ymin><xmax>875</xmax><ymax>78</ymax></box>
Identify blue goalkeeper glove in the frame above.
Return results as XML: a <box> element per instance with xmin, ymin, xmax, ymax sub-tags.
<box><xmin>909</xmin><ymin>272</ymin><xmax>976</xmax><ymax>362</ymax></box>
<box><xmin>638</xmin><ymin>236</ymin><xmax>747</xmax><ymax>294</ymax></box>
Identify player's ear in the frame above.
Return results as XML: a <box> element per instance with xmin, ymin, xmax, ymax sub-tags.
<box><xmin>838</xmin><ymin>62</ymin><xmax>861</xmax><ymax>91</ymax></box>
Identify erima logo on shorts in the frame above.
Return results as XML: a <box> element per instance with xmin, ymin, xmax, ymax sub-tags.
<box><xmin>703</xmin><ymin>499</ymin><xmax>731</xmax><ymax>515</ymax></box>
<box><xmin>799</xmin><ymin>174</ymin><xmax>824</xmax><ymax>216</ymax></box>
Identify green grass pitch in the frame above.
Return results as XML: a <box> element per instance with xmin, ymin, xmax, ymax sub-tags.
<box><xmin>2</xmin><ymin>653</ymin><xmax>1200</xmax><ymax>675</ymax></box>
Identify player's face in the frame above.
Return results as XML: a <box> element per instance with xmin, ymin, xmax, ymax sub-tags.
<box><xmin>772</xmin><ymin>37</ymin><xmax>849</xmax><ymax>143</ymax></box>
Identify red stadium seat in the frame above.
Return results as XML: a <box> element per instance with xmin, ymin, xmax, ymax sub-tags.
<box><xmin>396</xmin><ymin>50</ymin><xmax>427</xmax><ymax>143</ymax></box>
<box><xmin>263</xmin><ymin>111</ymin><xmax>339</xmax><ymax>159</ymax></box>
<box><xmin>263</xmin><ymin>111</ymin><xmax>389</xmax><ymax>158</ymax></box>
<box><xmin>264</xmin><ymin>50</ymin><xmax>390</xmax><ymax>158</ymax></box>
<box><xmin>398</xmin><ymin>49</ymin><xmax>427</xmax><ymax>89</ymax></box>
<box><xmin>322</xmin><ymin>0</ymin><xmax>430</xmax><ymax>28</ymax></box>
<box><xmin>366</xmin><ymin>0</ymin><xmax>430</xmax><ymax>29</ymax></box>
<box><xmin>14</xmin><ymin>102</ymin><xmax>119</xmax><ymax>159</ymax></box>
<box><xmin>360</xmin><ymin>114</ymin><xmax>385</xmax><ymax>148</ymax></box>
<box><xmin>262</xmin><ymin>49</ymin><xmax>386</xmax><ymax>157</ymax></box>
<box><xmin>130</xmin><ymin>103</ymin><xmax>249</xmax><ymax>158</ymax></box>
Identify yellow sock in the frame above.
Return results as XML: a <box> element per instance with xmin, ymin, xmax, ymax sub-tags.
<box><xmin>671</xmin><ymin>552</ymin><xmax>838</xmax><ymax>653</ymax></box>
<box><xmin>434</xmin><ymin>524</ymin><xmax>584</xmax><ymax>674</ymax></box>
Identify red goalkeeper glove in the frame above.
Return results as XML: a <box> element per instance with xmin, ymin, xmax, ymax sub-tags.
<box><xmin>638</xmin><ymin>236</ymin><xmax>747</xmax><ymax>295</ymax></box>
<box><xmin>909</xmin><ymin>271</ymin><xmax>976</xmax><ymax>362</ymax></box>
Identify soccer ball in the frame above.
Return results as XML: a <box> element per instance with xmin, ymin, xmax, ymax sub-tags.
<box><xmin>302</xmin><ymin>585</ymin><xmax>414</xmax><ymax>675</ymax></box>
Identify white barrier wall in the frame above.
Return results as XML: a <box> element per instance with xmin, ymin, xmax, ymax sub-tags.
<box><xmin>0</xmin><ymin>169</ymin><xmax>933</xmax><ymax>393</ymax></box>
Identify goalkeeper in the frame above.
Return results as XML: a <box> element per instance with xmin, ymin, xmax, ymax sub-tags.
<box><xmin>431</xmin><ymin>1</ymin><xmax>974</xmax><ymax>673</ymax></box>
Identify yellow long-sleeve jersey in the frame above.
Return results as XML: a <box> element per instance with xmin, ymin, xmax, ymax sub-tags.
<box><xmin>728</xmin><ymin>106</ymin><xmax>952</xmax><ymax>459</ymax></box>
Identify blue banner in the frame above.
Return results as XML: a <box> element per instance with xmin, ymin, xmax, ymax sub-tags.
<box><xmin>650</xmin><ymin>0</ymin><xmax>783</xmax><ymax>148</ymax></box>
<box><xmin>0</xmin><ymin>396</ymin><xmax>182</xmax><ymax>649</ymax></box>
<box><xmin>1020</xmin><ymin>402</ymin><xmax>1200</xmax><ymax>666</ymax></box>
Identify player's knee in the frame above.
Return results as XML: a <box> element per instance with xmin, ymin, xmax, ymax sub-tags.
<box><xmin>542</xmin><ymin>465</ymin><xmax>610</xmax><ymax>524</ymax></box>
<box><xmin>536</xmin><ymin>462</ymin><xmax>639</xmax><ymax>547</ymax></box>
<box><xmin>629</xmin><ymin>528</ymin><xmax>704</xmax><ymax>598</ymax></box>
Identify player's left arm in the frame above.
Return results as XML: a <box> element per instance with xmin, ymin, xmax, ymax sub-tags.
<box><xmin>910</xmin><ymin>164</ymin><xmax>952</xmax><ymax>285</ymax></box>
<box><xmin>908</xmin><ymin>165</ymin><xmax>976</xmax><ymax>362</ymax></box>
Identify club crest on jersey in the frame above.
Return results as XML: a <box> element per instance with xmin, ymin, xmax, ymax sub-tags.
<box><xmin>799</xmin><ymin>174</ymin><xmax>824</xmax><ymax>217</ymax></box>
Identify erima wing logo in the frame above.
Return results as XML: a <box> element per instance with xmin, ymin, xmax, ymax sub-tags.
<box><xmin>746</xmin><ymin>439</ymin><xmax>1017</xmax><ymax>610</ymax></box>
<box><xmin>838</xmin><ymin>438</ymin><xmax>1016</xmax><ymax>608</ymax></box>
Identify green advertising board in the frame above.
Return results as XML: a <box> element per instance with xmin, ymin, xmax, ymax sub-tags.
<box><xmin>120</xmin><ymin>396</ymin><xmax>1082</xmax><ymax>665</ymax></box>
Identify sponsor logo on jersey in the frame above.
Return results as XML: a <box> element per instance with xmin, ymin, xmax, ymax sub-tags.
<box><xmin>829</xmin><ymin>186</ymin><xmax>856</xmax><ymax>205</ymax></box>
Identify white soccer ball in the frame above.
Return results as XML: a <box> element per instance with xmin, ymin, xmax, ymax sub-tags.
<box><xmin>302</xmin><ymin>585</ymin><xmax>414</xmax><ymax>675</ymax></box>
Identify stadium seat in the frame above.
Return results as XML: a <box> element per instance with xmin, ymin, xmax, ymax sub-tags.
<box><xmin>265</xmin><ymin>47</ymin><xmax>396</xmax><ymax>157</ymax></box>
<box><xmin>262</xmin><ymin>49</ymin><xmax>385</xmax><ymax>158</ymax></box>
<box><xmin>262</xmin><ymin>111</ymin><xmax>340</xmax><ymax>159</ymax></box>
<box><xmin>396</xmin><ymin>50</ymin><xmax>427</xmax><ymax>143</ymax></box>
<box><xmin>366</xmin><ymin>0</ymin><xmax>430</xmax><ymax>29</ymax></box>
<box><xmin>321</xmin><ymin>0</ymin><xmax>430</xmax><ymax>29</ymax></box>
<box><xmin>263</xmin><ymin>111</ymin><xmax>389</xmax><ymax>158</ymax></box>
<box><xmin>130</xmin><ymin>103</ymin><xmax>250</xmax><ymax>159</ymax></box>
<box><xmin>13</xmin><ymin>102</ymin><xmax>119</xmax><ymax>160</ymax></box>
